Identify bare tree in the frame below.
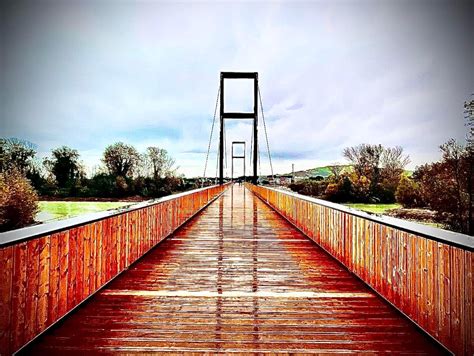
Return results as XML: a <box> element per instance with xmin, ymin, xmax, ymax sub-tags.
<box><xmin>103</xmin><ymin>142</ymin><xmax>141</xmax><ymax>178</ymax></box>
<box><xmin>380</xmin><ymin>146</ymin><xmax>411</xmax><ymax>187</ymax></box>
<box><xmin>145</xmin><ymin>147</ymin><xmax>175</xmax><ymax>180</ymax></box>
<box><xmin>328</xmin><ymin>164</ymin><xmax>344</xmax><ymax>179</ymax></box>
<box><xmin>464</xmin><ymin>95</ymin><xmax>474</xmax><ymax>234</ymax></box>
<box><xmin>343</xmin><ymin>143</ymin><xmax>384</xmax><ymax>179</ymax></box>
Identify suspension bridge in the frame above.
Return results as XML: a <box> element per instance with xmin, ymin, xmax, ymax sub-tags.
<box><xmin>0</xmin><ymin>72</ymin><xmax>472</xmax><ymax>355</ymax></box>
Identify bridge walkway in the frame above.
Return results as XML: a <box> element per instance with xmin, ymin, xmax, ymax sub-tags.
<box><xmin>23</xmin><ymin>185</ymin><xmax>443</xmax><ymax>354</ymax></box>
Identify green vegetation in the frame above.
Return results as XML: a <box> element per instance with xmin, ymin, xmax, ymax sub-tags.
<box><xmin>344</xmin><ymin>203</ymin><xmax>400</xmax><ymax>215</ymax></box>
<box><xmin>0</xmin><ymin>138</ymin><xmax>195</xmax><ymax>231</ymax></box>
<box><xmin>37</xmin><ymin>201</ymin><xmax>132</xmax><ymax>222</ymax></box>
<box><xmin>0</xmin><ymin>169</ymin><xmax>39</xmax><ymax>231</ymax></box>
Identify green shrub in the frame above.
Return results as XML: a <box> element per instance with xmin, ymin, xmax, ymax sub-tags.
<box><xmin>0</xmin><ymin>170</ymin><xmax>39</xmax><ymax>231</ymax></box>
<box><xmin>396</xmin><ymin>175</ymin><xmax>424</xmax><ymax>208</ymax></box>
<box><xmin>289</xmin><ymin>180</ymin><xmax>328</xmax><ymax>197</ymax></box>
<box><xmin>323</xmin><ymin>176</ymin><xmax>353</xmax><ymax>202</ymax></box>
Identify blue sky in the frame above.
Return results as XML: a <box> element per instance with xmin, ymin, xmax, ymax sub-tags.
<box><xmin>2</xmin><ymin>0</ymin><xmax>473</xmax><ymax>177</ymax></box>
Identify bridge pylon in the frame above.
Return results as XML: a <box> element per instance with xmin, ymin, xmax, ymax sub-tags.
<box><xmin>219</xmin><ymin>72</ymin><xmax>258</xmax><ymax>185</ymax></box>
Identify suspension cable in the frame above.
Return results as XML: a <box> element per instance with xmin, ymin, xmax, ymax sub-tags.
<box><xmin>215</xmin><ymin>143</ymin><xmax>220</xmax><ymax>185</ymax></box>
<box><xmin>258</xmin><ymin>84</ymin><xmax>274</xmax><ymax>181</ymax></box>
<box><xmin>202</xmin><ymin>84</ymin><xmax>220</xmax><ymax>186</ymax></box>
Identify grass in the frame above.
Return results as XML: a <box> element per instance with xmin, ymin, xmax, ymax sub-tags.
<box><xmin>37</xmin><ymin>201</ymin><xmax>132</xmax><ymax>223</ymax></box>
<box><xmin>344</xmin><ymin>203</ymin><xmax>401</xmax><ymax>215</ymax></box>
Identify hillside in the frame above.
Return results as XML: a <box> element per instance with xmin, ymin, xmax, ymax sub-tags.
<box><xmin>281</xmin><ymin>165</ymin><xmax>353</xmax><ymax>179</ymax></box>
<box><xmin>281</xmin><ymin>165</ymin><xmax>412</xmax><ymax>179</ymax></box>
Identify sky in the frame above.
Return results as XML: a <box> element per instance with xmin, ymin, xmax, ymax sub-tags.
<box><xmin>2</xmin><ymin>0</ymin><xmax>473</xmax><ymax>178</ymax></box>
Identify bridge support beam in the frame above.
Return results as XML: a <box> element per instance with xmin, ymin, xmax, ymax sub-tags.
<box><xmin>219</xmin><ymin>72</ymin><xmax>258</xmax><ymax>185</ymax></box>
<box><xmin>231</xmin><ymin>141</ymin><xmax>246</xmax><ymax>181</ymax></box>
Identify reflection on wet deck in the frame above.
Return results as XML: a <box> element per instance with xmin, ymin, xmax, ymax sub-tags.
<box><xmin>23</xmin><ymin>185</ymin><xmax>443</xmax><ymax>354</ymax></box>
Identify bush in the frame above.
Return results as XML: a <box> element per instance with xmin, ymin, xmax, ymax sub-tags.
<box><xmin>0</xmin><ymin>170</ymin><xmax>39</xmax><ymax>231</ymax></box>
<box><xmin>396</xmin><ymin>175</ymin><xmax>424</xmax><ymax>208</ymax></box>
<box><xmin>323</xmin><ymin>176</ymin><xmax>353</xmax><ymax>202</ymax></box>
<box><xmin>289</xmin><ymin>180</ymin><xmax>328</xmax><ymax>197</ymax></box>
<box><xmin>86</xmin><ymin>173</ymin><xmax>116</xmax><ymax>197</ymax></box>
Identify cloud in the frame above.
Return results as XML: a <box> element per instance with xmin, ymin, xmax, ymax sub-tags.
<box><xmin>2</xmin><ymin>0</ymin><xmax>472</xmax><ymax>177</ymax></box>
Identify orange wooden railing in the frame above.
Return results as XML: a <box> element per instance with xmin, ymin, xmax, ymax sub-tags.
<box><xmin>247</xmin><ymin>183</ymin><xmax>473</xmax><ymax>356</ymax></box>
<box><xmin>0</xmin><ymin>184</ymin><xmax>228</xmax><ymax>355</ymax></box>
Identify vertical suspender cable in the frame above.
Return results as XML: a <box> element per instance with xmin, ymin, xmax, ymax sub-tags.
<box><xmin>250</xmin><ymin>125</ymin><xmax>253</xmax><ymax>181</ymax></box>
<box><xmin>258</xmin><ymin>84</ymin><xmax>274</xmax><ymax>181</ymax></box>
<box><xmin>202</xmin><ymin>84</ymin><xmax>220</xmax><ymax>187</ymax></box>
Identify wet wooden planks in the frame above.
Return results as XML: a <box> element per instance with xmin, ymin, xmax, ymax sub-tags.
<box><xmin>22</xmin><ymin>185</ymin><xmax>444</xmax><ymax>354</ymax></box>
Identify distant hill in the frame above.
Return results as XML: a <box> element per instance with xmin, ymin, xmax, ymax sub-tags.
<box><xmin>280</xmin><ymin>165</ymin><xmax>353</xmax><ymax>179</ymax></box>
<box><xmin>280</xmin><ymin>165</ymin><xmax>412</xmax><ymax>179</ymax></box>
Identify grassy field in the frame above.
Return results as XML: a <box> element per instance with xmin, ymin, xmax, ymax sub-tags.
<box><xmin>37</xmin><ymin>201</ymin><xmax>132</xmax><ymax>223</ymax></box>
<box><xmin>344</xmin><ymin>203</ymin><xmax>401</xmax><ymax>215</ymax></box>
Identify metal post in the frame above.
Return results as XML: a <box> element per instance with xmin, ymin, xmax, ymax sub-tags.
<box><xmin>253</xmin><ymin>74</ymin><xmax>258</xmax><ymax>184</ymax></box>
<box><xmin>219</xmin><ymin>74</ymin><xmax>224</xmax><ymax>185</ymax></box>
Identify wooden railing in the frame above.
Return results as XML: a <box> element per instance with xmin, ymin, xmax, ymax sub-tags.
<box><xmin>247</xmin><ymin>183</ymin><xmax>473</xmax><ymax>356</ymax></box>
<box><xmin>0</xmin><ymin>184</ymin><xmax>228</xmax><ymax>355</ymax></box>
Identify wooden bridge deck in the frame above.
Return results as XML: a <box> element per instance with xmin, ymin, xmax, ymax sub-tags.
<box><xmin>23</xmin><ymin>185</ymin><xmax>444</xmax><ymax>354</ymax></box>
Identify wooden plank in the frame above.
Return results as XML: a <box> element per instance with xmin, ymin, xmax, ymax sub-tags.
<box><xmin>58</xmin><ymin>231</ymin><xmax>69</xmax><ymax>317</ymax></box>
<box><xmin>10</xmin><ymin>242</ymin><xmax>27</xmax><ymax>351</ymax></box>
<box><xmin>437</xmin><ymin>243</ymin><xmax>451</xmax><ymax>348</ymax></box>
<box><xmin>425</xmin><ymin>239</ymin><xmax>437</xmax><ymax>337</ymax></box>
<box><xmin>450</xmin><ymin>246</ymin><xmax>465</xmax><ymax>355</ymax></box>
<box><xmin>67</xmin><ymin>229</ymin><xmax>78</xmax><ymax>310</ymax></box>
<box><xmin>83</xmin><ymin>225</ymin><xmax>91</xmax><ymax>298</ymax></box>
<box><xmin>89</xmin><ymin>223</ymin><xmax>97</xmax><ymax>294</ymax></box>
<box><xmin>24</xmin><ymin>238</ymin><xmax>40</xmax><ymax>342</ymax></box>
<box><xmin>111</xmin><ymin>215</ymin><xmax>118</xmax><ymax>277</ymax></box>
<box><xmin>37</xmin><ymin>236</ymin><xmax>51</xmax><ymax>332</ymax></box>
<box><xmin>398</xmin><ymin>232</ymin><xmax>408</xmax><ymax>315</ymax></box>
<box><xmin>0</xmin><ymin>246</ymin><xmax>14</xmax><ymax>355</ymax></box>
<box><xmin>47</xmin><ymin>233</ymin><xmax>60</xmax><ymax>326</ymax></box>
<box><xmin>464</xmin><ymin>249</ymin><xmax>473</xmax><ymax>355</ymax></box>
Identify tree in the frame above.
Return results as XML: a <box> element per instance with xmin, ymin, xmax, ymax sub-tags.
<box><xmin>44</xmin><ymin>146</ymin><xmax>82</xmax><ymax>188</ymax></box>
<box><xmin>145</xmin><ymin>147</ymin><xmax>175</xmax><ymax>180</ymax></box>
<box><xmin>343</xmin><ymin>144</ymin><xmax>410</xmax><ymax>203</ymax></box>
<box><xmin>381</xmin><ymin>146</ymin><xmax>410</xmax><ymax>183</ymax></box>
<box><xmin>103</xmin><ymin>142</ymin><xmax>140</xmax><ymax>178</ymax></box>
<box><xmin>464</xmin><ymin>94</ymin><xmax>474</xmax><ymax>149</ymax></box>
<box><xmin>414</xmin><ymin>140</ymin><xmax>473</xmax><ymax>234</ymax></box>
<box><xmin>0</xmin><ymin>138</ymin><xmax>36</xmax><ymax>174</ymax></box>
<box><xmin>328</xmin><ymin>164</ymin><xmax>344</xmax><ymax>180</ymax></box>
<box><xmin>464</xmin><ymin>95</ymin><xmax>474</xmax><ymax>234</ymax></box>
<box><xmin>0</xmin><ymin>169</ymin><xmax>39</xmax><ymax>231</ymax></box>
<box><xmin>343</xmin><ymin>144</ymin><xmax>384</xmax><ymax>180</ymax></box>
<box><xmin>396</xmin><ymin>175</ymin><xmax>423</xmax><ymax>208</ymax></box>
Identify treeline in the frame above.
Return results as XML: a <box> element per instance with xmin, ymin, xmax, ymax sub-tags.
<box><xmin>0</xmin><ymin>140</ymin><xmax>191</xmax><ymax>231</ymax></box>
<box><xmin>289</xmin><ymin>97</ymin><xmax>474</xmax><ymax>235</ymax></box>
<box><xmin>0</xmin><ymin>140</ymin><xmax>190</xmax><ymax>198</ymax></box>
